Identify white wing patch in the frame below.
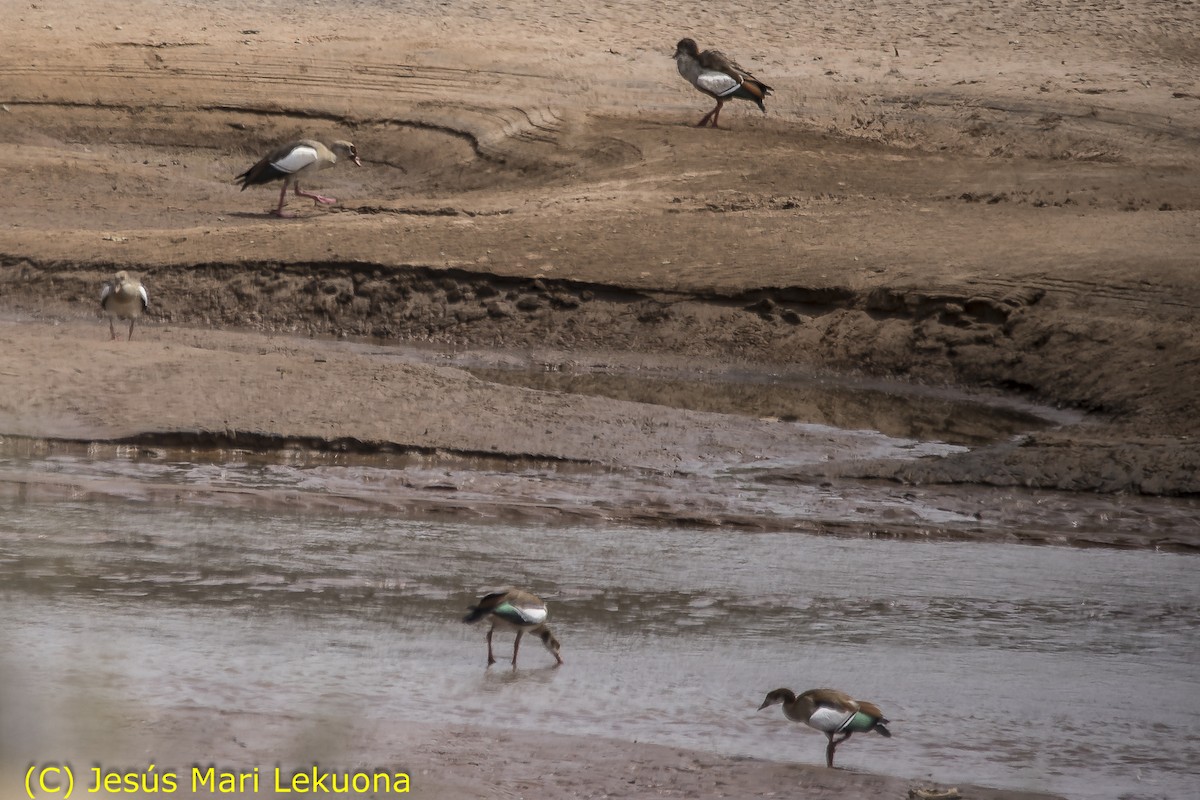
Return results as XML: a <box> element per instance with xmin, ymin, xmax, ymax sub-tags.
<box><xmin>270</xmin><ymin>145</ymin><xmax>320</xmax><ymax>175</ymax></box>
<box><xmin>138</xmin><ymin>284</ymin><xmax>150</xmax><ymax>309</ymax></box>
<box><xmin>100</xmin><ymin>284</ymin><xmax>113</xmax><ymax>304</ymax></box>
<box><xmin>515</xmin><ymin>606</ymin><xmax>548</xmax><ymax>625</ymax></box>
<box><xmin>807</xmin><ymin>706</ymin><xmax>854</xmax><ymax>733</ymax></box>
<box><xmin>696</xmin><ymin>70</ymin><xmax>742</xmax><ymax>97</ymax></box>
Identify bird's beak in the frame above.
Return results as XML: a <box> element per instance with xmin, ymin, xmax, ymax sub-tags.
<box><xmin>757</xmin><ymin>701</ymin><xmax>770</xmax><ymax>711</ymax></box>
<box><xmin>352</xmin><ymin>156</ymin><xmax>362</xmax><ymax>167</ymax></box>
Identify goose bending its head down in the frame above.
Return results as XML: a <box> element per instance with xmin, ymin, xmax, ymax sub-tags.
<box><xmin>758</xmin><ymin>687</ymin><xmax>891</xmax><ymax>767</ymax></box>
<box><xmin>463</xmin><ymin>588</ymin><xmax>563</xmax><ymax>667</ymax></box>
<box><xmin>673</xmin><ymin>38</ymin><xmax>773</xmax><ymax>128</ymax></box>
<box><xmin>236</xmin><ymin>139</ymin><xmax>361</xmax><ymax>217</ymax></box>
<box><xmin>99</xmin><ymin>270</ymin><xmax>149</xmax><ymax>341</ymax></box>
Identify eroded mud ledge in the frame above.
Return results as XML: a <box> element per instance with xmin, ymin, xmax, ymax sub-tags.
<box><xmin>3</xmin><ymin>254</ymin><xmax>1197</xmax><ymax>498</ymax></box>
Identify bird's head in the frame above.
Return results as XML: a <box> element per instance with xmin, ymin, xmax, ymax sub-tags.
<box><xmin>331</xmin><ymin>140</ymin><xmax>362</xmax><ymax>167</ymax></box>
<box><xmin>539</xmin><ymin>628</ymin><xmax>564</xmax><ymax>666</ymax></box>
<box><xmin>674</xmin><ymin>38</ymin><xmax>699</xmax><ymax>59</ymax></box>
<box><xmin>757</xmin><ymin>688</ymin><xmax>795</xmax><ymax>711</ymax></box>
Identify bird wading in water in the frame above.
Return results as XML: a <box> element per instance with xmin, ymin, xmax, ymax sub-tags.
<box><xmin>462</xmin><ymin>589</ymin><xmax>563</xmax><ymax>667</ymax></box>
<box><xmin>758</xmin><ymin>687</ymin><xmax>891</xmax><ymax>767</ymax></box>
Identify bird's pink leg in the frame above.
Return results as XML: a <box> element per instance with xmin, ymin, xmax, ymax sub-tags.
<box><xmin>294</xmin><ymin>182</ymin><xmax>337</xmax><ymax>206</ymax></box>
<box><xmin>271</xmin><ymin>182</ymin><xmax>296</xmax><ymax>218</ymax></box>
<box><xmin>486</xmin><ymin>627</ymin><xmax>497</xmax><ymax>666</ymax></box>
<box><xmin>697</xmin><ymin>99</ymin><xmax>724</xmax><ymax>128</ymax></box>
<box><xmin>108</xmin><ymin>318</ymin><xmax>117</xmax><ymax>341</ymax></box>
<box><xmin>127</xmin><ymin>319</ymin><xmax>136</xmax><ymax>341</ymax></box>
<box><xmin>511</xmin><ymin>630</ymin><xmax>524</xmax><ymax>667</ymax></box>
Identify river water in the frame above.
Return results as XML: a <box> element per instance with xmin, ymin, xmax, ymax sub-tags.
<box><xmin>2</xmin><ymin>495</ymin><xmax>1197</xmax><ymax>799</ymax></box>
<box><xmin>1</xmin><ymin>346</ymin><xmax>1197</xmax><ymax>799</ymax></box>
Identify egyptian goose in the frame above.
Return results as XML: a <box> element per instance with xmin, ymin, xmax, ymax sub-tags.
<box><xmin>99</xmin><ymin>270</ymin><xmax>149</xmax><ymax>341</ymax></box>
<box><xmin>235</xmin><ymin>139</ymin><xmax>361</xmax><ymax>217</ymax></box>
<box><xmin>462</xmin><ymin>589</ymin><xmax>563</xmax><ymax>667</ymax></box>
<box><xmin>758</xmin><ymin>688</ymin><xmax>892</xmax><ymax>767</ymax></box>
<box><xmin>673</xmin><ymin>38</ymin><xmax>773</xmax><ymax>128</ymax></box>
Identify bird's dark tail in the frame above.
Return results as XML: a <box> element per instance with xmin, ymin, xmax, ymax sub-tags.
<box><xmin>462</xmin><ymin>606</ymin><xmax>488</xmax><ymax>624</ymax></box>
<box><xmin>234</xmin><ymin>166</ymin><xmax>257</xmax><ymax>191</ymax></box>
<box><xmin>736</xmin><ymin>78</ymin><xmax>772</xmax><ymax>113</ymax></box>
<box><xmin>874</xmin><ymin>719</ymin><xmax>892</xmax><ymax>738</ymax></box>
<box><xmin>463</xmin><ymin>591</ymin><xmax>510</xmax><ymax>623</ymax></box>
<box><xmin>235</xmin><ymin>160</ymin><xmax>288</xmax><ymax>190</ymax></box>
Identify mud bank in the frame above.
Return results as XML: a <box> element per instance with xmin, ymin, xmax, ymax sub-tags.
<box><xmin>3</xmin><ymin>253</ymin><xmax>1198</xmax><ymax>497</ymax></box>
<box><xmin>3</xmin><ymin>0</ymin><xmax>1199</xmax><ymax>499</ymax></box>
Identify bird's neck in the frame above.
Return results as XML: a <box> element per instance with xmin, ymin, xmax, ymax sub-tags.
<box><xmin>778</xmin><ymin>692</ymin><xmax>812</xmax><ymax>721</ymax></box>
<box><xmin>675</xmin><ymin>53</ymin><xmax>701</xmax><ymax>79</ymax></box>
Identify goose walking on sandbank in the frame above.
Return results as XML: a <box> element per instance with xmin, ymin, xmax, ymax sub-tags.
<box><xmin>673</xmin><ymin>38</ymin><xmax>773</xmax><ymax>128</ymax></box>
<box><xmin>99</xmin><ymin>270</ymin><xmax>149</xmax><ymax>341</ymax></box>
<box><xmin>236</xmin><ymin>139</ymin><xmax>361</xmax><ymax>217</ymax></box>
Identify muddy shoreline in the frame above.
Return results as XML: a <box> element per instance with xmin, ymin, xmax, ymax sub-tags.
<box><xmin>2</xmin><ymin>318</ymin><xmax>1197</xmax><ymax>553</ymax></box>
<box><xmin>3</xmin><ymin>251</ymin><xmax>1198</xmax><ymax>500</ymax></box>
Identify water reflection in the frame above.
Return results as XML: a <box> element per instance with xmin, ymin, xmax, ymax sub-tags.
<box><xmin>2</xmin><ymin>438</ymin><xmax>1196</xmax><ymax>549</ymax></box>
<box><xmin>465</xmin><ymin>367</ymin><xmax>1056</xmax><ymax>446</ymax></box>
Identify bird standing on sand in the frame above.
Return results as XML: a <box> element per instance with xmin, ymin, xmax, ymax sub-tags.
<box><xmin>463</xmin><ymin>589</ymin><xmax>564</xmax><ymax>667</ymax></box>
<box><xmin>99</xmin><ymin>270</ymin><xmax>149</xmax><ymax>341</ymax></box>
<box><xmin>235</xmin><ymin>139</ymin><xmax>361</xmax><ymax>217</ymax></box>
<box><xmin>673</xmin><ymin>38</ymin><xmax>773</xmax><ymax>128</ymax></box>
<box><xmin>758</xmin><ymin>688</ymin><xmax>891</xmax><ymax>767</ymax></box>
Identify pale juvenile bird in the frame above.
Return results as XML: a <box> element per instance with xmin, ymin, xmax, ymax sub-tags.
<box><xmin>463</xmin><ymin>589</ymin><xmax>563</xmax><ymax>667</ymax></box>
<box><xmin>673</xmin><ymin>38</ymin><xmax>773</xmax><ymax>128</ymax></box>
<box><xmin>758</xmin><ymin>687</ymin><xmax>892</xmax><ymax>767</ymax></box>
<box><xmin>236</xmin><ymin>139</ymin><xmax>361</xmax><ymax>217</ymax></box>
<box><xmin>99</xmin><ymin>270</ymin><xmax>149</xmax><ymax>341</ymax></box>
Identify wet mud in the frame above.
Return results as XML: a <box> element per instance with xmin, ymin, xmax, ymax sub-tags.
<box><xmin>1</xmin><ymin>336</ymin><xmax>1196</xmax><ymax>553</ymax></box>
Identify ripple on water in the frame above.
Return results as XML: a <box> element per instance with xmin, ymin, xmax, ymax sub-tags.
<box><xmin>2</xmin><ymin>470</ymin><xmax>1199</xmax><ymax>799</ymax></box>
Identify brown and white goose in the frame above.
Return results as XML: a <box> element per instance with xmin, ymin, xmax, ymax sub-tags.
<box><xmin>673</xmin><ymin>38</ymin><xmax>773</xmax><ymax>128</ymax></box>
<box><xmin>235</xmin><ymin>139</ymin><xmax>361</xmax><ymax>217</ymax></box>
<box><xmin>463</xmin><ymin>588</ymin><xmax>563</xmax><ymax>668</ymax></box>
<box><xmin>99</xmin><ymin>270</ymin><xmax>149</xmax><ymax>341</ymax></box>
<box><xmin>758</xmin><ymin>688</ymin><xmax>892</xmax><ymax>767</ymax></box>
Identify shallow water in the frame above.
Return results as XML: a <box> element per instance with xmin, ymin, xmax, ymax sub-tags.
<box><xmin>2</xmin><ymin>500</ymin><xmax>1197</xmax><ymax>799</ymax></box>
<box><xmin>0</xmin><ymin>341</ymin><xmax>1195</xmax><ymax>798</ymax></box>
<box><xmin>2</xmin><ymin>437</ymin><xmax>1197</xmax><ymax>547</ymax></box>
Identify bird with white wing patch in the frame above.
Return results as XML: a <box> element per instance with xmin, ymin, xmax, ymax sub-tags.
<box><xmin>673</xmin><ymin>38</ymin><xmax>773</xmax><ymax>128</ymax></box>
<box><xmin>99</xmin><ymin>270</ymin><xmax>149</xmax><ymax>341</ymax></box>
<box><xmin>462</xmin><ymin>588</ymin><xmax>563</xmax><ymax>668</ymax></box>
<box><xmin>235</xmin><ymin>139</ymin><xmax>361</xmax><ymax>217</ymax></box>
<box><xmin>758</xmin><ymin>687</ymin><xmax>892</xmax><ymax>767</ymax></box>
